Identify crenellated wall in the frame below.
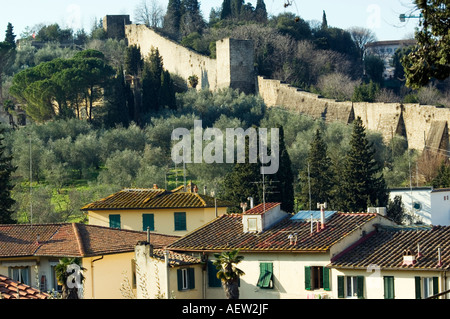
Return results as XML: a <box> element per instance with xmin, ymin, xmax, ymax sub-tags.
<box><xmin>125</xmin><ymin>25</ymin><xmax>255</xmax><ymax>94</ymax></box>
<box><xmin>125</xmin><ymin>25</ymin><xmax>218</xmax><ymax>91</ymax></box>
<box><xmin>257</xmin><ymin>76</ymin><xmax>450</xmax><ymax>151</ymax></box>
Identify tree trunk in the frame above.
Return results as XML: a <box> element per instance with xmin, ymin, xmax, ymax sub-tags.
<box><xmin>222</xmin><ymin>278</ymin><xmax>240</xmax><ymax>299</ymax></box>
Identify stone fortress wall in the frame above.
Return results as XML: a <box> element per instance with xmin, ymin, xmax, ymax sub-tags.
<box><xmin>118</xmin><ymin>16</ymin><xmax>450</xmax><ymax>153</ymax></box>
<box><xmin>124</xmin><ymin>24</ymin><xmax>255</xmax><ymax>94</ymax></box>
<box><xmin>257</xmin><ymin>77</ymin><xmax>450</xmax><ymax>152</ymax></box>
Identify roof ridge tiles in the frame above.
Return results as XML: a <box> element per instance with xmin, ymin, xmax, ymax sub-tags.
<box><xmin>72</xmin><ymin>223</ymin><xmax>86</xmax><ymax>257</ymax></box>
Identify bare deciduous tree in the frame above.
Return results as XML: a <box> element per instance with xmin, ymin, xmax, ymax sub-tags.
<box><xmin>348</xmin><ymin>26</ymin><xmax>377</xmax><ymax>61</ymax></box>
<box><xmin>134</xmin><ymin>0</ymin><xmax>164</xmax><ymax>29</ymax></box>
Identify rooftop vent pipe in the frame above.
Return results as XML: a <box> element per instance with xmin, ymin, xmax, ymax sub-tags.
<box><xmin>317</xmin><ymin>202</ymin><xmax>327</xmax><ymax>230</ymax></box>
<box><xmin>248</xmin><ymin>197</ymin><xmax>254</xmax><ymax>209</ymax></box>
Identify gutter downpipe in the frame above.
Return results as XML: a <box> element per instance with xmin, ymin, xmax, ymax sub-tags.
<box><xmin>91</xmin><ymin>256</ymin><xmax>104</xmax><ymax>299</ymax></box>
<box><xmin>164</xmin><ymin>250</ymin><xmax>170</xmax><ymax>299</ymax></box>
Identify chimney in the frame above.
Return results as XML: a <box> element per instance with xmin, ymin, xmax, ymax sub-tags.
<box><xmin>317</xmin><ymin>203</ymin><xmax>327</xmax><ymax>230</ymax></box>
<box><xmin>417</xmin><ymin>243</ymin><xmax>422</xmax><ymax>258</ymax></box>
<box><xmin>204</xmin><ymin>186</ymin><xmax>207</xmax><ymax>195</ymax></box>
<box><xmin>153</xmin><ymin>184</ymin><xmax>158</xmax><ymax>189</ymax></box>
<box><xmin>240</xmin><ymin>202</ymin><xmax>247</xmax><ymax>213</ymax></box>
<box><xmin>437</xmin><ymin>247</ymin><xmax>443</xmax><ymax>267</ymax></box>
<box><xmin>248</xmin><ymin>197</ymin><xmax>254</xmax><ymax>209</ymax></box>
<box><xmin>288</xmin><ymin>233</ymin><xmax>298</xmax><ymax>245</ymax></box>
<box><xmin>193</xmin><ymin>185</ymin><xmax>198</xmax><ymax>193</ymax></box>
<box><xmin>402</xmin><ymin>249</ymin><xmax>416</xmax><ymax>266</ymax></box>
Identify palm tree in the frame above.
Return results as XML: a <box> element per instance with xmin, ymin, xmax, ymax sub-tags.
<box><xmin>212</xmin><ymin>249</ymin><xmax>245</xmax><ymax>299</ymax></box>
<box><xmin>55</xmin><ymin>257</ymin><xmax>86</xmax><ymax>299</ymax></box>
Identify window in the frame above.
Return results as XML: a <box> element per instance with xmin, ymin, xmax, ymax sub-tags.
<box><xmin>208</xmin><ymin>261</ymin><xmax>222</xmax><ymax>288</ymax></box>
<box><xmin>177</xmin><ymin>268</ymin><xmax>195</xmax><ymax>290</ymax></box>
<box><xmin>305</xmin><ymin>266</ymin><xmax>330</xmax><ymax>291</ymax></box>
<box><xmin>247</xmin><ymin>218</ymin><xmax>257</xmax><ymax>232</ymax></box>
<box><xmin>383</xmin><ymin>276</ymin><xmax>395</xmax><ymax>299</ymax></box>
<box><xmin>339</xmin><ymin>276</ymin><xmax>364</xmax><ymax>299</ymax></box>
<box><xmin>257</xmin><ymin>262</ymin><xmax>273</xmax><ymax>289</ymax></box>
<box><xmin>416</xmin><ymin>276</ymin><xmax>439</xmax><ymax>299</ymax></box>
<box><xmin>8</xmin><ymin>267</ymin><xmax>30</xmax><ymax>285</ymax></box>
<box><xmin>109</xmin><ymin>214</ymin><xmax>121</xmax><ymax>229</ymax></box>
<box><xmin>142</xmin><ymin>214</ymin><xmax>154</xmax><ymax>231</ymax></box>
<box><xmin>174</xmin><ymin>212</ymin><xmax>187</xmax><ymax>231</ymax></box>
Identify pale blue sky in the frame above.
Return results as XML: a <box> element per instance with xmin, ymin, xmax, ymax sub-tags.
<box><xmin>0</xmin><ymin>0</ymin><xmax>420</xmax><ymax>41</ymax></box>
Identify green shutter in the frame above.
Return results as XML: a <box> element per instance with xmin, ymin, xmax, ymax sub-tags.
<box><xmin>304</xmin><ymin>266</ymin><xmax>311</xmax><ymax>290</ymax></box>
<box><xmin>415</xmin><ymin>277</ymin><xmax>422</xmax><ymax>299</ymax></box>
<box><xmin>384</xmin><ymin>276</ymin><xmax>394</xmax><ymax>299</ymax></box>
<box><xmin>188</xmin><ymin>268</ymin><xmax>195</xmax><ymax>290</ymax></box>
<box><xmin>143</xmin><ymin>214</ymin><xmax>154</xmax><ymax>231</ymax></box>
<box><xmin>109</xmin><ymin>214</ymin><xmax>121</xmax><ymax>229</ymax></box>
<box><xmin>257</xmin><ymin>263</ymin><xmax>273</xmax><ymax>288</ymax></box>
<box><xmin>177</xmin><ymin>269</ymin><xmax>183</xmax><ymax>291</ymax></box>
<box><xmin>208</xmin><ymin>261</ymin><xmax>221</xmax><ymax>287</ymax></box>
<box><xmin>357</xmin><ymin>276</ymin><xmax>364</xmax><ymax>299</ymax></box>
<box><xmin>174</xmin><ymin>212</ymin><xmax>187</xmax><ymax>231</ymax></box>
<box><xmin>323</xmin><ymin>267</ymin><xmax>330</xmax><ymax>291</ymax></box>
<box><xmin>432</xmin><ymin>277</ymin><xmax>439</xmax><ymax>296</ymax></box>
<box><xmin>337</xmin><ymin>276</ymin><xmax>345</xmax><ymax>298</ymax></box>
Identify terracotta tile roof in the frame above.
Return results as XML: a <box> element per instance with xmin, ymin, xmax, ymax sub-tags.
<box><xmin>0</xmin><ymin>223</ymin><xmax>180</xmax><ymax>258</ymax></box>
<box><xmin>0</xmin><ymin>274</ymin><xmax>49</xmax><ymax>299</ymax></box>
<box><xmin>150</xmin><ymin>249</ymin><xmax>202</xmax><ymax>267</ymax></box>
<box><xmin>168</xmin><ymin>212</ymin><xmax>379</xmax><ymax>252</ymax></box>
<box><xmin>81</xmin><ymin>188</ymin><xmax>234</xmax><ymax>210</ymax></box>
<box><xmin>243</xmin><ymin>202</ymin><xmax>280</xmax><ymax>215</ymax></box>
<box><xmin>329</xmin><ymin>225</ymin><xmax>450</xmax><ymax>270</ymax></box>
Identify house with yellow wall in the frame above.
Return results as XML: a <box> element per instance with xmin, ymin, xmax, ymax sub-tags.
<box><xmin>135</xmin><ymin>202</ymin><xmax>397</xmax><ymax>299</ymax></box>
<box><xmin>82</xmin><ymin>184</ymin><xmax>233</xmax><ymax>236</ymax></box>
<box><xmin>328</xmin><ymin>224</ymin><xmax>450</xmax><ymax>299</ymax></box>
<box><xmin>0</xmin><ymin>223</ymin><xmax>179</xmax><ymax>299</ymax></box>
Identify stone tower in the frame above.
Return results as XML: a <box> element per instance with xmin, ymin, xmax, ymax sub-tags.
<box><xmin>216</xmin><ymin>38</ymin><xmax>255</xmax><ymax>94</ymax></box>
<box><xmin>103</xmin><ymin>15</ymin><xmax>131</xmax><ymax>39</ymax></box>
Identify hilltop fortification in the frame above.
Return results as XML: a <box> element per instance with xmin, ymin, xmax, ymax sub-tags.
<box><xmin>113</xmin><ymin>15</ymin><xmax>450</xmax><ymax>152</ymax></box>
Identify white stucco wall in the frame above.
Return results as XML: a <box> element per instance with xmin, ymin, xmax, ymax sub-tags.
<box><xmin>430</xmin><ymin>189</ymin><xmax>450</xmax><ymax>226</ymax></box>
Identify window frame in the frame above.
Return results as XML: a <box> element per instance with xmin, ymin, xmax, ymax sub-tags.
<box><xmin>8</xmin><ymin>266</ymin><xmax>31</xmax><ymax>286</ymax></box>
<box><xmin>337</xmin><ymin>275</ymin><xmax>364</xmax><ymax>299</ymax></box>
<box><xmin>416</xmin><ymin>276</ymin><xmax>439</xmax><ymax>299</ymax></box>
<box><xmin>383</xmin><ymin>276</ymin><xmax>395</xmax><ymax>299</ymax></box>
<box><xmin>305</xmin><ymin>266</ymin><xmax>330</xmax><ymax>291</ymax></box>
<box><xmin>109</xmin><ymin>214</ymin><xmax>121</xmax><ymax>229</ymax></box>
<box><xmin>247</xmin><ymin>218</ymin><xmax>258</xmax><ymax>232</ymax></box>
<box><xmin>142</xmin><ymin>213</ymin><xmax>155</xmax><ymax>231</ymax></box>
<box><xmin>177</xmin><ymin>267</ymin><xmax>195</xmax><ymax>291</ymax></box>
<box><xmin>174</xmin><ymin>212</ymin><xmax>187</xmax><ymax>231</ymax></box>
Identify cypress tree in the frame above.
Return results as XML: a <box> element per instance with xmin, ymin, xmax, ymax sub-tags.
<box><xmin>124</xmin><ymin>45</ymin><xmax>143</xmax><ymax>77</ymax></box>
<box><xmin>160</xmin><ymin>70</ymin><xmax>176</xmax><ymax>110</ymax></box>
<box><xmin>223</xmin><ymin>133</ymin><xmax>263</xmax><ymax>213</ymax></box>
<box><xmin>180</xmin><ymin>0</ymin><xmax>205</xmax><ymax>37</ymax></box>
<box><xmin>321</xmin><ymin>10</ymin><xmax>328</xmax><ymax>29</ymax></box>
<box><xmin>230</xmin><ymin>0</ymin><xmax>244</xmax><ymax>19</ymax></box>
<box><xmin>0</xmin><ymin>127</ymin><xmax>16</xmax><ymax>224</ymax></box>
<box><xmin>336</xmin><ymin>117</ymin><xmax>388</xmax><ymax>212</ymax></box>
<box><xmin>163</xmin><ymin>0</ymin><xmax>182</xmax><ymax>40</ymax></box>
<box><xmin>5</xmin><ymin>23</ymin><xmax>16</xmax><ymax>48</ymax></box>
<box><xmin>255</xmin><ymin>0</ymin><xmax>268</xmax><ymax>22</ymax></box>
<box><xmin>298</xmin><ymin>128</ymin><xmax>334</xmax><ymax>210</ymax></box>
<box><xmin>142</xmin><ymin>47</ymin><xmax>163</xmax><ymax>114</ymax></box>
<box><xmin>220</xmin><ymin>0</ymin><xmax>232</xmax><ymax>20</ymax></box>
<box><xmin>265</xmin><ymin>126</ymin><xmax>294</xmax><ymax>213</ymax></box>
